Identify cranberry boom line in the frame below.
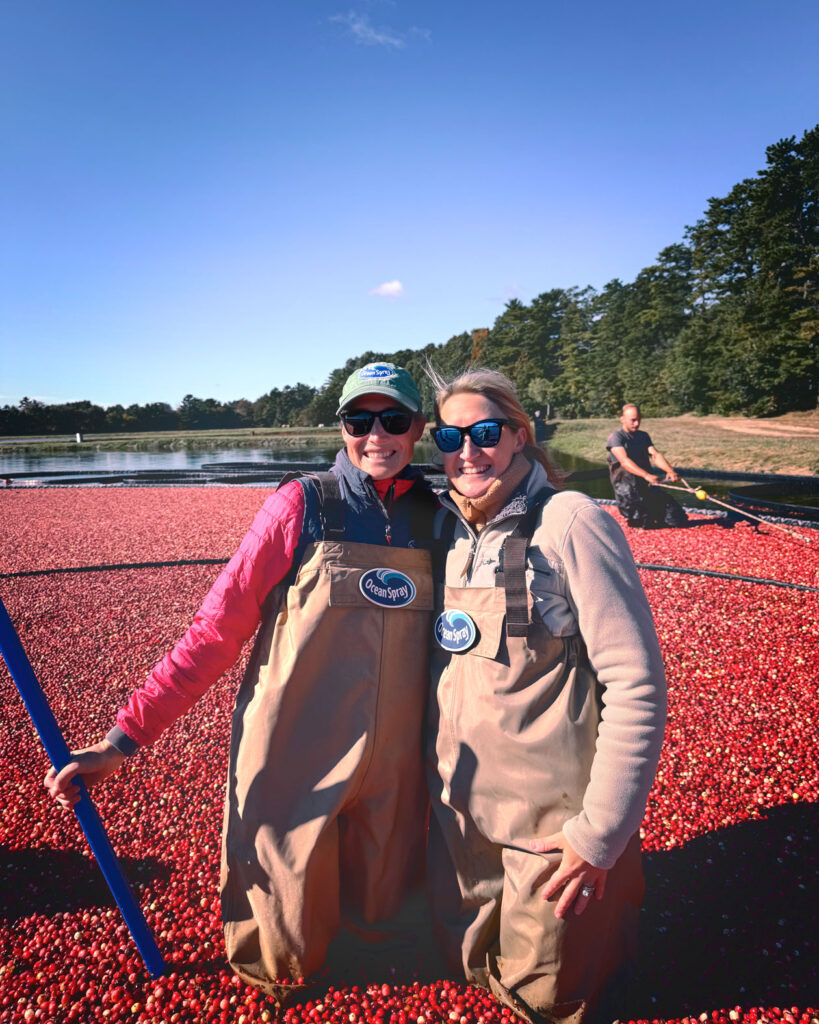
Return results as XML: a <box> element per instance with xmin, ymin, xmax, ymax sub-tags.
<box><xmin>0</xmin><ymin>595</ymin><xmax>167</xmax><ymax>979</ymax></box>
<box><xmin>659</xmin><ymin>478</ymin><xmax>813</xmax><ymax>543</ymax></box>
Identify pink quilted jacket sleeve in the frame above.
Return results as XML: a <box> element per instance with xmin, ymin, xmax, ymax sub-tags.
<box><xmin>113</xmin><ymin>480</ymin><xmax>305</xmax><ymax>747</ymax></box>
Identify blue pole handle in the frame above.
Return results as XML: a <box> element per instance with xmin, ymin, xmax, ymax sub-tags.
<box><xmin>0</xmin><ymin>596</ymin><xmax>167</xmax><ymax>978</ymax></box>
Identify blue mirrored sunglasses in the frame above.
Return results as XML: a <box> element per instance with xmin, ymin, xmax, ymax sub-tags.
<box><xmin>430</xmin><ymin>419</ymin><xmax>508</xmax><ymax>453</ymax></box>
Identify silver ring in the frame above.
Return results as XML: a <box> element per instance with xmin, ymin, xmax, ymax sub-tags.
<box><xmin>580</xmin><ymin>884</ymin><xmax>595</xmax><ymax>898</ymax></box>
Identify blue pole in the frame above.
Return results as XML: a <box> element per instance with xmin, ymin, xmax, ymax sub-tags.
<box><xmin>0</xmin><ymin>595</ymin><xmax>167</xmax><ymax>978</ymax></box>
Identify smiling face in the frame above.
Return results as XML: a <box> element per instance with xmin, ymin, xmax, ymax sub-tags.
<box><xmin>341</xmin><ymin>394</ymin><xmax>424</xmax><ymax>481</ymax></box>
<box><xmin>438</xmin><ymin>392</ymin><xmax>527</xmax><ymax>499</ymax></box>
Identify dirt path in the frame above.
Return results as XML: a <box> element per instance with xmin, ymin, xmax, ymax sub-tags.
<box><xmin>694</xmin><ymin>417</ymin><xmax>819</xmax><ymax>438</ymax></box>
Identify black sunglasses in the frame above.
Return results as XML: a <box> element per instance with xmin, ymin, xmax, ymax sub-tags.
<box><xmin>430</xmin><ymin>419</ymin><xmax>509</xmax><ymax>453</ymax></box>
<box><xmin>340</xmin><ymin>408</ymin><xmax>414</xmax><ymax>437</ymax></box>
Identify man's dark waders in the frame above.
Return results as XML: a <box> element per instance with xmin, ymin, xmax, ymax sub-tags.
<box><xmin>220</xmin><ymin>474</ymin><xmax>434</xmax><ymax>996</ymax></box>
<box><xmin>609</xmin><ymin>464</ymin><xmax>688</xmax><ymax>528</ymax></box>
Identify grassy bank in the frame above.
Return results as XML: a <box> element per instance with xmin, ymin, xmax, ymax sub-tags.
<box><xmin>2</xmin><ymin>409</ymin><xmax>818</xmax><ymax>475</ymax></box>
<box><xmin>548</xmin><ymin>410</ymin><xmax>819</xmax><ymax>476</ymax></box>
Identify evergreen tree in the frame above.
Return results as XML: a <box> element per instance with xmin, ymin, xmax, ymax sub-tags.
<box><xmin>480</xmin><ymin>292</ymin><xmax>570</xmax><ymax>395</ymax></box>
<box><xmin>550</xmin><ymin>288</ymin><xmax>594</xmax><ymax>417</ymax></box>
<box><xmin>585</xmin><ymin>280</ymin><xmax>628</xmax><ymax>416</ymax></box>
<box><xmin>685</xmin><ymin>125</ymin><xmax>818</xmax><ymax>413</ymax></box>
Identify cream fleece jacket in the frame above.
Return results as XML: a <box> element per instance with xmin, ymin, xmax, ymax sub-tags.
<box><xmin>435</xmin><ymin>461</ymin><xmax>667</xmax><ymax>869</ymax></box>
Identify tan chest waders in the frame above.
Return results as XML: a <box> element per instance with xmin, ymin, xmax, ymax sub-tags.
<box><xmin>428</xmin><ymin>497</ymin><xmax>644</xmax><ymax>1024</ymax></box>
<box><xmin>221</xmin><ymin>473</ymin><xmax>434</xmax><ymax>995</ymax></box>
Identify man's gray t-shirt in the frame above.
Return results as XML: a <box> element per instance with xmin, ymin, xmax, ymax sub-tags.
<box><xmin>606</xmin><ymin>428</ymin><xmax>653</xmax><ymax>474</ymax></box>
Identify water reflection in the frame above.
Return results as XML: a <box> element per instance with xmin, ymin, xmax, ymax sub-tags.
<box><xmin>2</xmin><ymin>445</ymin><xmax>815</xmax><ymax>516</ymax></box>
<box><xmin>0</xmin><ymin>446</ymin><xmax>344</xmax><ymax>476</ymax></box>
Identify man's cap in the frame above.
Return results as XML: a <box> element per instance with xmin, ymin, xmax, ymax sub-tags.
<box><xmin>336</xmin><ymin>362</ymin><xmax>423</xmax><ymax>415</ymax></box>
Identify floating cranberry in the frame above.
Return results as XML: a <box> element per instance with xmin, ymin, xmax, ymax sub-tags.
<box><xmin>1</xmin><ymin>492</ymin><xmax>816</xmax><ymax>1024</ymax></box>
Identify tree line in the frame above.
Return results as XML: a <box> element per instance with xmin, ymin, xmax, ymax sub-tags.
<box><xmin>3</xmin><ymin>125</ymin><xmax>816</xmax><ymax>437</ymax></box>
<box><xmin>0</xmin><ymin>387</ymin><xmax>321</xmax><ymax>436</ymax></box>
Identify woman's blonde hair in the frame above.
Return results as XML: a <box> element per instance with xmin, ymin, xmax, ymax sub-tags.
<box><xmin>426</xmin><ymin>364</ymin><xmax>563</xmax><ymax>487</ymax></box>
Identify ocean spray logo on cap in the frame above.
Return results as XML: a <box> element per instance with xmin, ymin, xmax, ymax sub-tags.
<box><xmin>359</xmin><ymin>568</ymin><xmax>417</xmax><ymax>608</ymax></box>
<box><xmin>434</xmin><ymin>610</ymin><xmax>477</xmax><ymax>652</ymax></box>
<box><xmin>359</xmin><ymin>363</ymin><xmax>397</xmax><ymax>380</ymax></box>
<box><xmin>336</xmin><ymin>361</ymin><xmax>422</xmax><ymax>414</ymax></box>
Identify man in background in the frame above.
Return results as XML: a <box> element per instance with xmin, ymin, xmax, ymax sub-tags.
<box><xmin>606</xmin><ymin>403</ymin><xmax>688</xmax><ymax>529</ymax></box>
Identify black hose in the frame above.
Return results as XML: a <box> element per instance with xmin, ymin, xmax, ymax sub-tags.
<box><xmin>634</xmin><ymin>562</ymin><xmax>819</xmax><ymax>593</ymax></box>
<box><xmin>1</xmin><ymin>557</ymin><xmax>817</xmax><ymax>593</ymax></box>
<box><xmin>0</xmin><ymin>558</ymin><xmax>228</xmax><ymax>580</ymax></box>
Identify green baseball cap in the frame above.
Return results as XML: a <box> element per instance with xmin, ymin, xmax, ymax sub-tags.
<box><xmin>336</xmin><ymin>362</ymin><xmax>423</xmax><ymax>415</ymax></box>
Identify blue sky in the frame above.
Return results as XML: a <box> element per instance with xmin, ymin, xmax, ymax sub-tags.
<box><xmin>2</xmin><ymin>0</ymin><xmax>817</xmax><ymax>408</ymax></box>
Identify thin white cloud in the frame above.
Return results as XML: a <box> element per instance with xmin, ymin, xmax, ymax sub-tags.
<box><xmin>487</xmin><ymin>283</ymin><xmax>522</xmax><ymax>303</ymax></box>
<box><xmin>331</xmin><ymin>11</ymin><xmax>405</xmax><ymax>48</ymax></box>
<box><xmin>369</xmin><ymin>279</ymin><xmax>405</xmax><ymax>298</ymax></box>
<box><xmin>329</xmin><ymin>10</ymin><xmax>427</xmax><ymax>48</ymax></box>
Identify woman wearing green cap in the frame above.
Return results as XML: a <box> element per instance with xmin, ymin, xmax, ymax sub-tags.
<box><xmin>45</xmin><ymin>363</ymin><xmax>438</xmax><ymax>1001</ymax></box>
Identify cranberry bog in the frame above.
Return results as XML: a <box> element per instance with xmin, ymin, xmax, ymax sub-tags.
<box><xmin>1</xmin><ymin>489</ymin><xmax>817</xmax><ymax>1024</ymax></box>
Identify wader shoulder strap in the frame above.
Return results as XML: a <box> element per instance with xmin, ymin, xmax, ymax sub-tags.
<box><xmin>313</xmin><ymin>472</ymin><xmax>346</xmax><ymax>540</ymax></box>
<box><xmin>434</xmin><ymin>507</ymin><xmax>458</xmax><ymax>584</ymax></box>
<box><xmin>404</xmin><ymin>484</ymin><xmax>439</xmax><ymax>550</ymax></box>
<box><xmin>497</xmin><ymin>487</ymin><xmax>556</xmax><ymax>638</ymax></box>
<box><xmin>278</xmin><ymin>470</ymin><xmax>346</xmax><ymax>541</ymax></box>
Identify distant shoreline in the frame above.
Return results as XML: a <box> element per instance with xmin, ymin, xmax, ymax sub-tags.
<box><xmin>2</xmin><ymin>411</ymin><xmax>817</xmax><ymax>476</ymax></box>
<box><xmin>0</xmin><ymin>426</ymin><xmax>340</xmax><ymax>454</ymax></box>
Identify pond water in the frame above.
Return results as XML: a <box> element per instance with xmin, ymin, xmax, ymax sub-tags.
<box><xmin>0</xmin><ymin>445</ymin><xmax>603</xmax><ymax>476</ymax></box>
<box><xmin>0</xmin><ymin>446</ymin><xmax>609</xmax><ymax>487</ymax></box>
<box><xmin>0</xmin><ymin>446</ymin><xmax>340</xmax><ymax>477</ymax></box>
<box><xmin>1</xmin><ymin>446</ymin><xmax>816</xmax><ymax>517</ymax></box>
